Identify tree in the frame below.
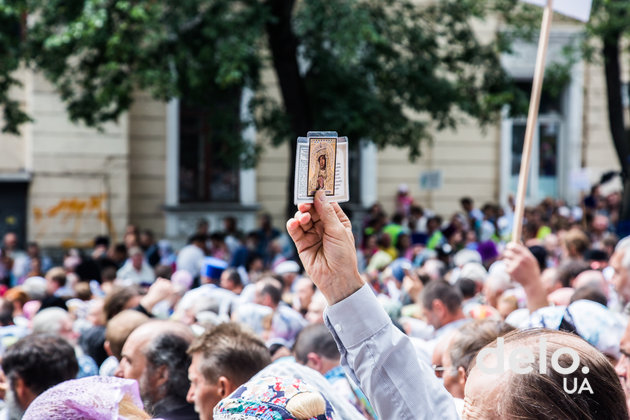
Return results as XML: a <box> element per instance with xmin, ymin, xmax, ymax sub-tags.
<box><xmin>586</xmin><ymin>0</ymin><xmax>630</xmax><ymax>233</ymax></box>
<box><xmin>496</xmin><ymin>0</ymin><xmax>630</xmax><ymax>233</ymax></box>
<box><xmin>0</xmin><ymin>0</ymin><xmax>523</xmax><ymax>218</ymax></box>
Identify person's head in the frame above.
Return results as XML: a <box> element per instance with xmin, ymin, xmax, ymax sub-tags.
<box><xmin>3</xmin><ymin>232</ymin><xmax>18</xmax><ymax>250</ymax></box>
<box><xmin>557</xmin><ymin>260</ymin><xmax>590</xmax><ymax>288</ymax></box>
<box><xmin>23</xmin><ymin>376</ymin><xmax>150</xmax><ymax>420</ymax></box>
<box><xmin>483</xmin><ymin>271</ymin><xmax>511</xmax><ymax>309</ymax></box>
<box><xmin>44</xmin><ymin>267</ymin><xmax>66</xmax><ymax>296</ymax></box>
<box><xmin>186</xmin><ymin>323</ymin><xmax>271</xmax><ymax>420</ymax></box>
<box><xmin>460</xmin><ymin>197</ymin><xmax>474</xmax><ymax>212</ymax></box>
<box><xmin>305</xmin><ymin>292</ymin><xmax>327</xmax><ymax>325</ymax></box>
<box><xmin>611</xmin><ymin>236</ymin><xmax>630</xmax><ymax>302</ymax></box>
<box><xmin>616</xmin><ymin>321</ymin><xmax>630</xmax><ymax>405</ymax></box>
<box><xmin>293</xmin><ymin>324</ymin><xmax>339</xmax><ymax>375</ymax></box>
<box><xmin>274</xmin><ymin>261</ymin><xmax>301</xmax><ymax>289</ymax></box>
<box><xmin>105</xmin><ymin>309</ymin><xmax>150</xmax><ymax>360</ymax></box>
<box><xmin>5</xmin><ymin>287</ymin><xmax>28</xmax><ymax>315</ymax></box>
<box><xmin>496</xmin><ymin>294</ymin><xmax>518</xmax><ymax>319</ymax></box>
<box><xmin>111</xmin><ymin>243</ymin><xmax>128</xmax><ymax>264</ymax></box>
<box><xmin>26</xmin><ymin>242</ymin><xmax>40</xmax><ymax>259</ymax></box>
<box><xmin>575</xmin><ymin>271</ymin><xmax>608</xmax><ymax>300</ymax></box>
<box><xmin>220</xmin><ymin>268</ymin><xmax>243</xmax><ymax>293</ymax></box>
<box><xmin>139</xmin><ymin>230</ymin><xmax>154</xmax><ymax>249</ymax></box>
<box><xmin>128</xmin><ymin>247</ymin><xmax>144</xmax><ymax>270</ymax></box>
<box><xmin>31</xmin><ymin>307</ymin><xmax>77</xmax><ymax>345</ymax></box>
<box><xmin>115</xmin><ymin>320</ymin><xmax>194</xmax><ymax>412</ymax></box>
<box><xmin>443</xmin><ymin>320</ymin><xmax>515</xmax><ymax>399</ymax></box>
<box><xmin>456</xmin><ymin>278</ymin><xmax>477</xmax><ymax>300</ymax></box>
<box><xmin>2</xmin><ymin>334</ymin><xmax>78</xmax><ymax>414</ymax></box>
<box><xmin>189</xmin><ymin>234</ymin><xmax>207</xmax><ymax>249</ymax></box>
<box><xmin>103</xmin><ymin>286</ymin><xmax>142</xmax><ymax>321</ymax></box>
<box><xmin>254</xmin><ymin>278</ymin><xmax>283</xmax><ymax>309</ymax></box>
<box><xmin>197</xmin><ymin>219</ymin><xmax>210</xmax><ymax>235</ymax></box>
<box><xmin>222</xmin><ymin>217</ymin><xmax>237</xmax><ymax>234</ymax></box>
<box><xmin>570</xmin><ymin>286</ymin><xmax>608</xmax><ymax>307</ymax></box>
<box><xmin>563</xmin><ymin>228</ymin><xmax>591</xmax><ymax>259</ymax></box>
<box><xmin>94</xmin><ymin>235</ymin><xmax>110</xmax><ymax>250</ymax></box>
<box><xmin>259</xmin><ymin>213</ymin><xmax>273</xmax><ymax>230</ymax></box>
<box><xmin>464</xmin><ymin>329</ymin><xmax>627</xmax><ymax>419</ymax></box>
<box><xmin>213</xmin><ymin>376</ymin><xmax>334</xmax><ymax>420</ymax></box>
<box><xmin>432</xmin><ymin>330</ymin><xmax>456</xmax><ymax>382</ymax></box>
<box><xmin>294</xmin><ymin>277</ymin><xmax>316</xmax><ymax>313</ymax></box>
<box><xmin>422</xmin><ymin>258</ymin><xmax>446</xmax><ymax>282</ymax></box>
<box><xmin>318</xmin><ymin>155</ymin><xmax>326</xmax><ymax>169</ymax></box>
<box><xmin>420</xmin><ymin>280</ymin><xmax>464</xmax><ymax>329</ymax></box>
<box><xmin>540</xmin><ymin>267</ymin><xmax>561</xmax><ymax>295</ymax></box>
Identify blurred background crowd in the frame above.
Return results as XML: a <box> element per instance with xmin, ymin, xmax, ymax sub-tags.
<box><xmin>0</xmin><ymin>177</ymin><xmax>628</xmax><ymax>419</ymax></box>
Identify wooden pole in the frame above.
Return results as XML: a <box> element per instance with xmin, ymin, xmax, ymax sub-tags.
<box><xmin>511</xmin><ymin>0</ymin><xmax>554</xmax><ymax>243</ymax></box>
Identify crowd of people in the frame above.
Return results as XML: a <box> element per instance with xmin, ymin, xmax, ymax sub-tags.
<box><xmin>0</xmin><ymin>178</ymin><xmax>627</xmax><ymax>419</ymax></box>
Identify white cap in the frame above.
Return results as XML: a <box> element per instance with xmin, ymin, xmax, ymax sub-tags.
<box><xmin>273</xmin><ymin>260</ymin><xmax>301</xmax><ymax>275</ymax></box>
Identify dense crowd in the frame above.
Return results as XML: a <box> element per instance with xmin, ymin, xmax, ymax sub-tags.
<box><xmin>0</xmin><ymin>178</ymin><xmax>627</xmax><ymax>419</ymax></box>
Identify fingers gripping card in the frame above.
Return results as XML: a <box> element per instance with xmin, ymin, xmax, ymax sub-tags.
<box><xmin>294</xmin><ymin>131</ymin><xmax>349</xmax><ymax>204</ymax></box>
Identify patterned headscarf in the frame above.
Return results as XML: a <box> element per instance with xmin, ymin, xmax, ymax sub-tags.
<box><xmin>214</xmin><ymin>376</ymin><xmax>336</xmax><ymax>420</ymax></box>
<box><xmin>23</xmin><ymin>376</ymin><xmax>145</xmax><ymax>420</ymax></box>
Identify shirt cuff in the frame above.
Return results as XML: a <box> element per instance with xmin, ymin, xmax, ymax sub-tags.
<box><xmin>325</xmin><ymin>284</ymin><xmax>392</xmax><ymax>348</ymax></box>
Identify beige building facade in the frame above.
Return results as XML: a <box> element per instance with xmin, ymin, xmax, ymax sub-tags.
<box><xmin>0</xmin><ymin>25</ymin><xmax>622</xmax><ymax>250</ymax></box>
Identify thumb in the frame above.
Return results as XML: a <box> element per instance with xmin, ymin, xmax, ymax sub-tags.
<box><xmin>313</xmin><ymin>191</ymin><xmax>342</xmax><ymax>231</ymax></box>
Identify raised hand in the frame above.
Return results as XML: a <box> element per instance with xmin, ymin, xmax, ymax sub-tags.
<box><xmin>504</xmin><ymin>242</ymin><xmax>547</xmax><ymax>312</ymax></box>
<box><xmin>287</xmin><ymin>191</ymin><xmax>364</xmax><ymax>304</ymax></box>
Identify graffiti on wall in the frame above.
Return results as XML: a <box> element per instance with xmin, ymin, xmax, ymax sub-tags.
<box><xmin>33</xmin><ymin>194</ymin><xmax>116</xmax><ymax>248</ymax></box>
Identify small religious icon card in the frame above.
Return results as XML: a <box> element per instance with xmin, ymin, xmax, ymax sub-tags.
<box><xmin>307</xmin><ymin>137</ymin><xmax>336</xmax><ymax>197</ymax></box>
<box><xmin>294</xmin><ymin>131</ymin><xmax>349</xmax><ymax>204</ymax></box>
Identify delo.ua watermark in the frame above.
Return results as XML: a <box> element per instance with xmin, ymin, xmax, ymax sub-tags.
<box><xmin>475</xmin><ymin>337</ymin><xmax>593</xmax><ymax>394</ymax></box>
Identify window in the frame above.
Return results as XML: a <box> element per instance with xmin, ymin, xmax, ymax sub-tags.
<box><xmin>501</xmin><ymin>81</ymin><xmax>566</xmax><ymax>204</ymax></box>
<box><xmin>347</xmin><ymin>145</ymin><xmax>362</xmax><ymax>205</ymax></box>
<box><xmin>178</xmin><ymin>98</ymin><xmax>241</xmax><ymax>203</ymax></box>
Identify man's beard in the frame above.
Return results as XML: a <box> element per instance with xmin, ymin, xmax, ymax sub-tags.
<box><xmin>138</xmin><ymin>373</ymin><xmax>155</xmax><ymax>415</ymax></box>
<box><xmin>5</xmin><ymin>387</ymin><xmax>25</xmax><ymax>420</ymax></box>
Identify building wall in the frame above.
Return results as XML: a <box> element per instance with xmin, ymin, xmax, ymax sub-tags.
<box><xmin>256</xmin><ymin>142</ymin><xmax>291</xmax><ymax>229</ymax></box>
<box><xmin>374</xmin><ymin>121</ymin><xmax>499</xmax><ymax>218</ymax></box>
<box><xmin>26</xmin><ymin>72</ymin><xmax>130</xmax><ymax>248</ymax></box>
<box><xmin>128</xmin><ymin>93</ymin><xmax>167</xmax><ymax>237</ymax></box>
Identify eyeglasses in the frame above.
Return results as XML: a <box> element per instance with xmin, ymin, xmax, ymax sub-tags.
<box><xmin>432</xmin><ymin>364</ymin><xmax>445</xmax><ymax>378</ymax></box>
<box><xmin>433</xmin><ymin>364</ymin><xmax>458</xmax><ymax>378</ymax></box>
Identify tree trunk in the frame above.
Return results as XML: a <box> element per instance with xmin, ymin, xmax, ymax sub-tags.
<box><xmin>602</xmin><ymin>29</ymin><xmax>630</xmax><ymax>232</ymax></box>
<box><xmin>265</xmin><ymin>0</ymin><xmax>313</xmax><ymax>220</ymax></box>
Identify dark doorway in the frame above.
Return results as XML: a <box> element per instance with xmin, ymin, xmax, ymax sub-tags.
<box><xmin>0</xmin><ymin>182</ymin><xmax>28</xmax><ymax>248</ymax></box>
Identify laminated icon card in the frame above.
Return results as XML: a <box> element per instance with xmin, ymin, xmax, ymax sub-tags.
<box><xmin>294</xmin><ymin>131</ymin><xmax>349</xmax><ymax>204</ymax></box>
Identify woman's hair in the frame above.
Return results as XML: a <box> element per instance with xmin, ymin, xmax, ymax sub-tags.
<box><xmin>451</xmin><ymin>319</ymin><xmax>515</xmax><ymax>373</ymax></box>
<box><xmin>471</xmin><ymin>329</ymin><xmax>628</xmax><ymax>420</ymax></box>
<box><xmin>118</xmin><ymin>395</ymin><xmax>151</xmax><ymax>420</ymax></box>
<box><xmin>285</xmin><ymin>392</ymin><xmax>327</xmax><ymax>419</ymax></box>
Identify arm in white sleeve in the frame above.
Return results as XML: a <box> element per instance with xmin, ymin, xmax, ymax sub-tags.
<box><xmin>324</xmin><ymin>284</ymin><xmax>459</xmax><ymax>420</ymax></box>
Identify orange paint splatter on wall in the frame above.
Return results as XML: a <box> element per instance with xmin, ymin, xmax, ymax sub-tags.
<box><xmin>33</xmin><ymin>194</ymin><xmax>116</xmax><ymax>247</ymax></box>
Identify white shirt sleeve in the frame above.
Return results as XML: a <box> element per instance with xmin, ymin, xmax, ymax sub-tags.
<box><xmin>324</xmin><ymin>284</ymin><xmax>459</xmax><ymax>420</ymax></box>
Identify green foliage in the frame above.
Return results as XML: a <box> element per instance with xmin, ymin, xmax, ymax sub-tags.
<box><xmin>0</xmin><ymin>1</ymin><xmax>31</xmax><ymax>132</ymax></box>
<box><xmin>0</xmin><ymin>0</ymin><xmax>527</xmax><ymax>163</ymax></box>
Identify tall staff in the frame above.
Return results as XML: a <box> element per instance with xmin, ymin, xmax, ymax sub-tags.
<box><xmin>512</xmin><ymin>0</ymin><xmax>593</xmax><ymax>243</ymax></box>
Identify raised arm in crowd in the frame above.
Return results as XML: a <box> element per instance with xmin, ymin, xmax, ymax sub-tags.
<box><xmin>287</xmin><ymin>190</ymin><xmax>627</xmax><ymax>420</ymax></box>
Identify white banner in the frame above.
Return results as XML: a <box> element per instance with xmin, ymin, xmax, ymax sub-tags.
<box><xmin>520</xmin><ymin>0</ymin><xmax>592</xmax><ymax>22</ymax></box>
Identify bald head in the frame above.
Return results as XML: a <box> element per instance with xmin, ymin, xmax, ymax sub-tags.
<box><xmin>574</xmin><ymin>270</ymin><xmax>608</xmax><ymax>298</ymax></box>
<box><xmin>115</xmin><ymin>320</ymin><xmax>194</xmax><ymax>411</ymax></box>
<box><xmin>105</xmin><ymin>309</ymin><xmax>149</xmax><ymax>360</ymax></box>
